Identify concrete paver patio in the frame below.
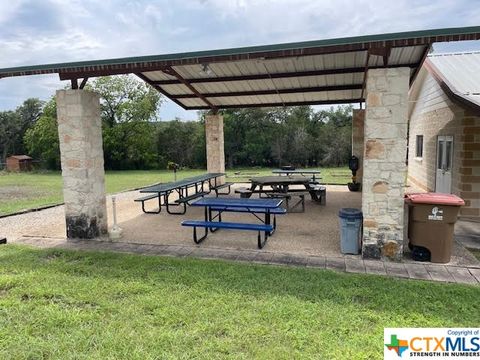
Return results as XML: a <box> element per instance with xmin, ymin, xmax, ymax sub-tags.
<box><xmin>11</xmin><ymin>235</ymin><xmax>479</xmax><ymax>285</ymax></box>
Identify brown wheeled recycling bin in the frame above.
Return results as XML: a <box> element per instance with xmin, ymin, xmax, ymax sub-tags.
<box><xmin>405</xmin><ymin>193</ymin><xmax>465</xmax><ymax>263</ymax></box>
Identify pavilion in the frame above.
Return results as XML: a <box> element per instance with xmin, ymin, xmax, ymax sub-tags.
<box><xmin>1</xmin><ymin>26</ymin><xmax>479</xmax><ymax>260</ymax></box>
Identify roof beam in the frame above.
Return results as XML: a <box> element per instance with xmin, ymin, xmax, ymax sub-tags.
<box><xmin>170</xmin><ymin>84</ymin><xmax>363</xmax><ymax>99</ymax></box>
<box><xmin>135</xmin><ymin>73</ymin><xmax>190</xmax><ymax>110</ymax></box>
<box><xmin>59</xmin><ymin>64</ymin><xmax>169</xmax><ymax>81</ymax></box>
<box><xmin>162</xmin><ymin>67</ymin><xmax>218</xmax><ymax>112</ymax></box>
<box><xmin>368</xmin><ymin>46</ymin><xmax>391</xmax><ymax>66</ymax></box>
<box><xmin>153</xmin><ymin>68</ymin><xmax>364</xmax><ymax>85</ymax></box>
<box><xmin>184</xmin><ymin>98</ymin><xmax>364</xmax><ymax>110</ymax></box>
<box><xmin>410</xmin><ymin>44</ymin><xmax>431</xmax><ymax>86</ymax></box>
<box><xmin>79</xmin><ymin>77</ymin><xmax>89</xmax><ymax>89</ymax></box>
<box><xmin>150</xmin><ymin>64</ymin><xmax>415</xmax><ymax>85</ymax></box>
<box><xmin>359</xmin><ymin>52</ymin><xmax>371</xmax><ymax>109</ymax></box>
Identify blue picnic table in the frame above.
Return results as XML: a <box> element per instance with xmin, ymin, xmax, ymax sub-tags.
<box><xmin>135</xmin><ymin>173</ymin><xmax>229</xmax><ymax>215</ymax></box>
<box><xmin>182</xmin><ymin>197</ymin><xmax>286</xmax><ymax>248</ymax></box>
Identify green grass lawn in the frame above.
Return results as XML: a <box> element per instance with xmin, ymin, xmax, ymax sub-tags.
<box><xmin>0</xmin><ymin>167</ymin><xmax>350</xmax><ymax>216</ymax></box>
<box><xmin>468</xmin><ymin>248</ymin><xmax>480</xmax><ymax>261</ymax></box>
<box><xmin>0</xmin><ymin>245</ymin><xmax>478</xmax><ymax>359</ymax></box>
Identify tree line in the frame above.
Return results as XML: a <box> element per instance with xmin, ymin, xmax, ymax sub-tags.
<box><xmin>0</xmin><ymin>76</ymin><xmax>353</xmax><ymax>170</ymax></box>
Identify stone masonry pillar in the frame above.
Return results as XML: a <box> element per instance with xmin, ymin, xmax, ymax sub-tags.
<box><xmin>352</xmin><ymin>109</ymin><xmax>365</xmax><ymax>185</ymax></box>
<box><xmin>361</xmin><ymin>68</ymin><xmax>410</xmax><ymax>261</ymax></box>
<box><xmin>205</xmin><ymin>113</ymin><xmax>225</xmax><ymax>183</ymax></box>
<box><xmin>56</xmin><ymin>89</ymin><xmax>108</xmax><ymax>239</ymax></box>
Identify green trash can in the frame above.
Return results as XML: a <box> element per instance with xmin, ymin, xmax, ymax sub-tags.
<box><xmin>338</xmin><ymin>208</ymin><xmax>363</xmax><ymax>254</ymax></box>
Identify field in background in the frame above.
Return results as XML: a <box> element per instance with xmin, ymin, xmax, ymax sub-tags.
<box><xmin>0</xmin><ymin>167</ymin><xmax>350</xmax><ymax>216</ymax></box>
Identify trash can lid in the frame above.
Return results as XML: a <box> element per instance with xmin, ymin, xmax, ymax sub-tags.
<box><xmin>338</xmin><ymin>208</ymin><xmax>363</xmax><ymax>219</ymax></box>
<box><xmin>404</xmin><ymin>192</ymin><xmax>465</xmax><ymax>206</ymax></box>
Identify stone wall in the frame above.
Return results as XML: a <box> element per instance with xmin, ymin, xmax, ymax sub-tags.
<box><xmin>362</xmin><ymin>68</ymin><xmax>410</xmax><ymax>261</ymax></box>
<box><xmin>205</xmin><ymin>114</ymin><xmax>225</xmax><ymax>183</ymax></box>
<box><xmin>352</xmin><ymin>109</ymin><xmax>365</xmax><ymax>185</ymax></box>
<box><xmin>56</xmin><ymin>89</ymin><xmax>108</xmax><ymax>238</ymax></box>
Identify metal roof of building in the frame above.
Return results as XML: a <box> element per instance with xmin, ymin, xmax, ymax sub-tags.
<box><xmin>426</xmin><ymin>51</ymin><xmax>480</xmax><ymax>110</ymax></box>
<box><xmin>1</xmin><ymin>26</ymin><xmax>480</xmax><ymax>111</ymax></box>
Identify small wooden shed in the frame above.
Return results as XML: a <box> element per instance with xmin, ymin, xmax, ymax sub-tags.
<box><xmin>6</xmin><ymin>155</ymin><xmax>33</xmax><ymax>172</ymax></box>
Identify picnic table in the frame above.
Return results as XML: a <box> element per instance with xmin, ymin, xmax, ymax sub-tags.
<box><xmin>272</xmin><ymin>169</ymin><xmax>321</xmax><ymax>181</ymax></box>
<box><xmin>182</xmin><ymin>197</ymin><xmax>285</xmax><ymax>248</ymax></box>
<box><xmin>235</xmin><ymin>175</ymin><xmax>327</xmax><ymax>210</ymax></box>
<box><xmin>136</xmin><ymin>173</ymin><xmax>230</xmax><ymax>215</ymax></box>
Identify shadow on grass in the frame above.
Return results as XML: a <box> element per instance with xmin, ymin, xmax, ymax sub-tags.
<box><xmin>1</xmin><ymin>244</ymin><xmax>479</xmax><ymax>328</ymax></box>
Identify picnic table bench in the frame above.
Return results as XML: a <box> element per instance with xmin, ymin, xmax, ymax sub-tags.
<box><xmin>182</xmin><ymin>197</ymin><xmax>285</xmax><ymax>248</ymax></box>
<box><xmin>136</xmin><ymin>173</ymin><xmax>227</xmax><ymax>215</ymax></box>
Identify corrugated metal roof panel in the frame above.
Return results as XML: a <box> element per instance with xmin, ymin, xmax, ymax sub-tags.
<box><xmin>428</xmin><ymin>52</ymin><xmax>480</xmax><ymax>107</ymax></box>
<box><xmin>138</xmin><ymin>43</ymin><xmax>430</xmax><ymax>109</ymax></box>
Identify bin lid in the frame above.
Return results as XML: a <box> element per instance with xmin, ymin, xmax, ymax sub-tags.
<box><xmin>338</xmin><ymin>208</ymin><xmax>363</xmax><ymax>219</ymax></box>
<box><xmin>404</xmin><ymin>192</ymin><xmax>465</xmax><ymax>206</ymax></box>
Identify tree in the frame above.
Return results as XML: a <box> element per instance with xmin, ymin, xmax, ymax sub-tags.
<box><xmin>86</xmin><ymin>76</ymin><xmax>163</xmax><ymax>169</ymax></box>
<box><xmin>0</xmin><ymin>111</ymin><xmax>22</xmax><ymax>163</ymax></box>
<box><xmin>86</xmin><ymin>76</ymin><xmax>162</xmax><ymax>126</ymax></box>
<box><xmin>23</xmin><ymin>98</ymin><xmax>60</xmax><ymax>169</ymax></box>
<box><xmin>10</xmin><ymin>98</ymin><xmax>44</xmax><ymax>155</ymax></box>
<box><xmin>157</xmin><ymin>119</ymin><xmax>204</xmax><ymax>168</ymax></box>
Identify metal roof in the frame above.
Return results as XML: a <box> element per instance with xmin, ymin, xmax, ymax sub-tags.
<box><xmin>1</xmin><ymin>26</ymin><xmax>480</xmax><ymax>111</ymax></box>
<box><xmin>426</xmin><ymin>51</ymin><xmax>480</xmax><ymax>110</ymax></box>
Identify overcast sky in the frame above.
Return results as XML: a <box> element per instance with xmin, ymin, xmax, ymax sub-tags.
<box><xmin>1</xmin><ymin>0</ymin><xmax>479</xmax><ymax>120</ymax></box>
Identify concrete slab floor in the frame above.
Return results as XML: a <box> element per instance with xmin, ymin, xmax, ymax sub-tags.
<box><xmin>2</xmin><ymin>183</ymin><xmax>479</xmax><ymax>273</ymax></box>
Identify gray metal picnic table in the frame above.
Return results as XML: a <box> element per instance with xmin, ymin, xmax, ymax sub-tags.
<box><xmin>249</xmin><ymin>175</ymin><xmax>313</xmax><ymax>194</ymax></box>
<box><xmin>236</xmin><ymin>175</ymin><xmax>326</xmax><ymax>210</ymax></box>
<box><xmin>136</xmin><ymin>172</ymin><xmax>226</xmax><ymax>215</ymax></box>
<box><xmin>272</xmin><ymin>169</ymin><xmax>321</xmax><ymax>181</ymax></box>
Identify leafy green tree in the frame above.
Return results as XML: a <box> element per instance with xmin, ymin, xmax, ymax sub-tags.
<box><xmin>0</xmin><ymin>111</ymin><xmax>22</xmax><ymax>163</ymax></box>
<box><xmin>157</xmin><ymin>119</ymin><xmax>204</xmax><ymax>168</ymax></box>
<box><xmin>23</xmin><ymin>98</ymin><xmax>60</xmax><ymax>169</ymax></box>
<box><xmin>9</xmin><ymin>98</ymin><xmax>45</xmax><ymax>155</ymax></box>
<box><xmin>86</xmin><ymin>76</ymin><xmax>163</xmax><ymax>169</ymax></box>
<box><xmin>87</xmin><ymin>76</ymin><xmax>161</xmax><ymax>126</ymax></box>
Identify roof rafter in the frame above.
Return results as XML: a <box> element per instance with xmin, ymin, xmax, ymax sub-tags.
<box><xmin>135</xmin><ymin>72</ymin><xmax>190</xmax><ymax>110</ymax></box>
<box><xmin>185</xmin><ymin>98</ymin><xmax>363</xmax><ymax>110</ymax></box>
<box><xmin>170</xmin><ymin>84</ymin><xmax>363</xmax><ymax>99</ymax></box>
<box><xmin>162</xmin><ymin>67</ymin><xmax>218</xmax><ymax>112</ymax></box>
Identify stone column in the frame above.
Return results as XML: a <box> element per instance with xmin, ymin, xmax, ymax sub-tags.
<box><xmin>205</xmin><ymin>113</ymin><xmax>225</xmax><ymax>183</ymax></box>
<box><xmin>56</xmin><ymin>89</ymin><xmax>108</xmax><ymax>239</ymax></box>
<box><xmin>361</xmin><ymin>68</ymin><xmax>410</xmax><ymax>261</ymax></box>
<box><xmin>352</xmin><ymin>109</ymin><xmax>365</xmax><ymax>185</ymax></box>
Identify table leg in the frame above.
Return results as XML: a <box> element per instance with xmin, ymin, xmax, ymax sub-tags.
<box><xmin>265</xmin><ymin>210</ymin><xmax>275</xmax><ymax>236</ymax></box>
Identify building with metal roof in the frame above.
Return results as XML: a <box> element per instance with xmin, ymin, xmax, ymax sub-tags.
<box><xmin>408</xmin><ymin>51</ymin><xmax>480</xmax><ymax>223</ymax></box>
<box><xmin>2</xmin><ymin>26</ymin><xmax>479</xmax><ymax>260</ymax></box>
